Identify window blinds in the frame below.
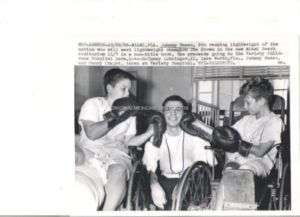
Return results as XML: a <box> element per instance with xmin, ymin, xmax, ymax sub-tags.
<box><xmin>192</xmin><ymin>66</ymin><xmax>289</xmax><ymax>80</ymax></box>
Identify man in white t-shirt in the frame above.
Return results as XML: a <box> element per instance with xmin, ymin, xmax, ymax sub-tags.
<box><xmin>142</xmin><ymin>95</ymin><xmax>216</xmax><ymax>210</ymax></box>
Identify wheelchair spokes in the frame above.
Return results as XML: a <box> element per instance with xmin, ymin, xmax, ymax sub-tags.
<box><xmin>126</xmin><ymin>161</ymin><xmax>151</xmax><ymax>210</ymax></box>
<box><xmin>174</xmin><ymin>162</ymin><xmax>212</xmax><ymax>210</ymax></box>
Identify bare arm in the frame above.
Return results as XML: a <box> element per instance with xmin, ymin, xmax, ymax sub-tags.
<box><xmin>249</xmin><ymin>140</ymin><xmax>276</xmax><ymax>157</ymax></box>
<box><xmin>125</xmin><ymin>125</ymin><xmax>154</xmax><ymax>147</ymax></box>
<box><xmin>81</xmin><ymin>119</ymin><xmax>111</xmax><ymax>141</ymax></box>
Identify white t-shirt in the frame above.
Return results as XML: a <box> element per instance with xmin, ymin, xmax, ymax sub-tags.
<box><xmin>143</xmin><ymin>130</ymin><xmax>216</xmax><ymax>178</ymax></box>
<box><xmin>77</xmin><ymin>97</ymin><xmax>136</xmax><ymax>184</ymax></box>
<box><xmin>78</xmin><ymin>97</ymin><xmax>136</xmax><ymax>156</ymax></box>
<box><xmin>227</xmin><ymin>112</ymin><xmax>284</xmax><ymax>173</ymax></box>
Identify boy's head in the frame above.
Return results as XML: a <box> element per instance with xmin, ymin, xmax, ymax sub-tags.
<box><xmin>241</xmin><ymin>77</ymin><xmax>274</xmax><ymax>115</ymax></box>
<box><xmin>162</xmin><ymin>95</ymin><xmax>189</xmax><ymax>128</ymax></box>
<box><xmin>104</xmin><ymin>68</ymin><xmax>136</xmax><ymax>100</ymax></box>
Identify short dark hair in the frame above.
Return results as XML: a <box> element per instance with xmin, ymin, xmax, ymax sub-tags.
<box><xmin>162</xmin><ymin>95</ymin><xmax>189</xmax><ymax>111</ymax></box>
<box><xmin>241</xmin><ymin>77</ymin><xmax>274</xmax><ymax>106</ymax></box>
<box><xmin>104</xmin><ymin>68</ymin><xmax>136</xmax><ymax>93</ymax></box>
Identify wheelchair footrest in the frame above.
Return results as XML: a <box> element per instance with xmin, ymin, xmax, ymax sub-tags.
<box><xmin>209</xmin><ymin>180</ymin><xmax>220</xmax><ymax>209</ymax></box>
<box><xmin>222</xmin><ymin>169</ymin><xmax>256</xmax><ymax>210</ymax></box>
<box><xmin>224</xmin><ymin>202</ymin><xmax>258</xmax><ymax>210</ymax></box>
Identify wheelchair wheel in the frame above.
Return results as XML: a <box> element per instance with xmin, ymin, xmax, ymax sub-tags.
<box><xmin>279</xmin><ymin>164</ymin><xmax>291</xmax><ymax>210</ymax></box>
<box><xmin>172</xmin><ymin>161</ymin><xmax>212</xmax><ymax>210</ymax></box>
<box><xmin>263</xmin><ymin>163</ymin><xmax>291</xmax><ymax>210</ymax></box>
<box><xmin>126</xmin><ymin>161</ymin><xmax>151</xmax><ymax>210</ymax></box>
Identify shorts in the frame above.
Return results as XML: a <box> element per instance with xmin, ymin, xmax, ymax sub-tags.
<box><xmin>77</xmin><ymin>145</ymin><xmax>132</xmax><ymax>185</ymax></box>
<box><xmin>239</xmin><ymin>159</ymin><xmax>269</xmax><ymax>178</ymax></box>
<box><xmin>226</xmin><ymin>159</ymin><xmax>269</xmax><ymax>178</ymax></box>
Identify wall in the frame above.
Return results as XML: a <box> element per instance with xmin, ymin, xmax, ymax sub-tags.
<box><xmin>75</xmin><ymin>66</ymin><xmax>106</xmax><ymax>112</ymax></box>
<box><xmin>218</xmin><ymin>80</ymin><xmax>244</xmax><ymax>111</ymax></box>
<box><xmin>146</xmin><ymin>66</ymin><xmax>193</xmax><ymax>109</ymax></box>
<box><xmin>75</xmin><ymin>66</ymin><xmax>193</xmax><ymax>111</ymax></box>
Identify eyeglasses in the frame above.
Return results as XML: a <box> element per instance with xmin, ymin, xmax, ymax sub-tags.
<box><xmin>164</xmin><ymin>107</ymin><xmax>184</xmax><ymax>113</ymax></box>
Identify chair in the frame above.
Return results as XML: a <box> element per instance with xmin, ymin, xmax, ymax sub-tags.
<box><xmin>228</xmin><ymin>94</ymin><xmax>290</xmax><ymax>210</ymax></box>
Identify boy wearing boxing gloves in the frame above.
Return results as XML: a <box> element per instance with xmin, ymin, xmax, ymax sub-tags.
<box><xmin>212</xmin><ymin>77</ymin><xmax>284</xmax><ymax>209</ymax></box>
<box><xmin>77</xmin><ymin>68</ymin><xmax>154</xmax><ymax>210</ymax></box>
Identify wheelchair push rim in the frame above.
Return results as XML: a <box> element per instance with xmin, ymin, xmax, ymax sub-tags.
<box><xmin>172</xmin><ymin>161</ymin><xmax>212</xmax><ymax>210</ymax></box>
<box><xmin>279</xmin><ymin>163</ymin><xmax>291</xmax><ymax>210</ymax></box>
<box><xmin>126</xmin><ymin>161</ymin><xmax>151</xmax><ymax>210</ymax></box>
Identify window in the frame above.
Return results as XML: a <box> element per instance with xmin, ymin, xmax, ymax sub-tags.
<box><xmin>198</xmin><ymin>80</ymin><xmax>213</xmax><ymax>104</ymax></box>
<box><xmin>272</xmin><ymin>79</ymin><xmax>289</xmax><ymax>108</ymax></box>
<box><xmin>195</xmin><ymin>80</ymin><xmax>245</xmax><ymax>110</ymax></box>
<box><xmin>195</xmin><ymin>80</ymin><xmax>219</xmax><ymax>105</ymax></box>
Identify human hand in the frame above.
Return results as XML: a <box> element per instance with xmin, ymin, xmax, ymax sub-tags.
<box><xmin>150</xmin><ymin>182</ymin><xmax>167</xmax><ymax>209</ymax></box>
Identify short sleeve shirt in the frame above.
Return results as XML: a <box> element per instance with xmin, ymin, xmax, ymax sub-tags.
<box><xmin>228</xmin><ymin>112</ymin><xmax>284</xmax><ymax>172</ymax></box>
<box><xmin>78</xmin><ymin>97</ymin><xmax>136</xmax><ymax>155</ymax></box>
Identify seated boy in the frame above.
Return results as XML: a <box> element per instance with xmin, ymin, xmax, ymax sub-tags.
<box><xmin>76</xmin><ymin>68</ymin><xmax>153</xmax><ymax>210</ymax></box>
<box><xmin>142</xmin><ymin>95</ymin><xmax>216</xmax><ymax>210</ymax></box>
<box><xmin>213</xmin><ymin>77</ymin><xmax>284</xmax><ymax>210</ymax></box>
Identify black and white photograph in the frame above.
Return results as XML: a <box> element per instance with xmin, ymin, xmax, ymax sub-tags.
<box><xmin>2</xmin><ymin>0</ymin><xmax>300</xmax><ymax>215</ymax></box>
<box><xmin>74</xmin><ymin>65</ymin><xmax>291</xmax><ymax>211</ymax></box>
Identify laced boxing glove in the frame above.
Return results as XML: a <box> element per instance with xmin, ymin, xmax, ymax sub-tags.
<box><xmin>147</xmin><ymin>111</ymin><xmax>167</xmax><ymax>148</ymax></box>
<box><xmin>211</xmin><ymin>126</ymin><xmax>240</xmax><ymax>153</ymax></box>
<box><xmin>238</xmin><ymin>140</ymin><xmax>253</xmax><ymax>157</ymax></box>
<box><xmin>211</xmin><ymin>126</ymin><xmax>253</xmax><ymax>157</ymax></box>
<box><xmin>180</xmin><ymin>112</ymin><xmax>212</xmax><ymax>142</ymax></box>
<box><xmin>103</xmin><ymin>97</ymin><xmax>139</xmax><ymax>129</ymax></box>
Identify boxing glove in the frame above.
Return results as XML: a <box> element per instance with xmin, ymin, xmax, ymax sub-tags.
<box><xmin>104</xmin><ymin>97</ymin><xmax>139</xmax><ymax>129</ymax></box>
<box><xmin>180</xmin><ymin>112</ymin><xmax>211</xmax><ymax>142</ymax></box>
<box><xmin>211</xmin><ymin>126</ymin><xmax>240</xmax><ymax>153</ymax></box>
<box><xmin>211</xmin><ymin>126</ymin><xmax>253</xmax><ymax>157</ymax></box>
<box><xmin>147</xmin><ymin>111</ymin><xmax>167</xmax><ymax>148</ymax></box>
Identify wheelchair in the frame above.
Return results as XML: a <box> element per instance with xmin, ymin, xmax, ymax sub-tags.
<box><xmin>125</xmin><ymin>160</ymin><xmax>152</xmax><ymax>210</ymax></box>
<box><xmin>125</xmin><ymin>159</ymin><xmax>213</xmax><ymax>210</ymax></box>
<box><xmin>212</xmin><ymin>145</ymin><xmax>291</xmax><ymax>210</ymax></box>
<box><xmin>255</xmin><ymin>145</ymin><xmax>291</xmax><ymax>210</ymax></box>
<box><xmin>221</xmin><ymin>94</ymin><xmax>291</xmax><ymax>210</ymax></box>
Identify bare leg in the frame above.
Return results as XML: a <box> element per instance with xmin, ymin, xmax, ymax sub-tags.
<box><xmin>102</xmin><ymin>164</ymin><xmax>127</xmax><ymax>210</ymax></box>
